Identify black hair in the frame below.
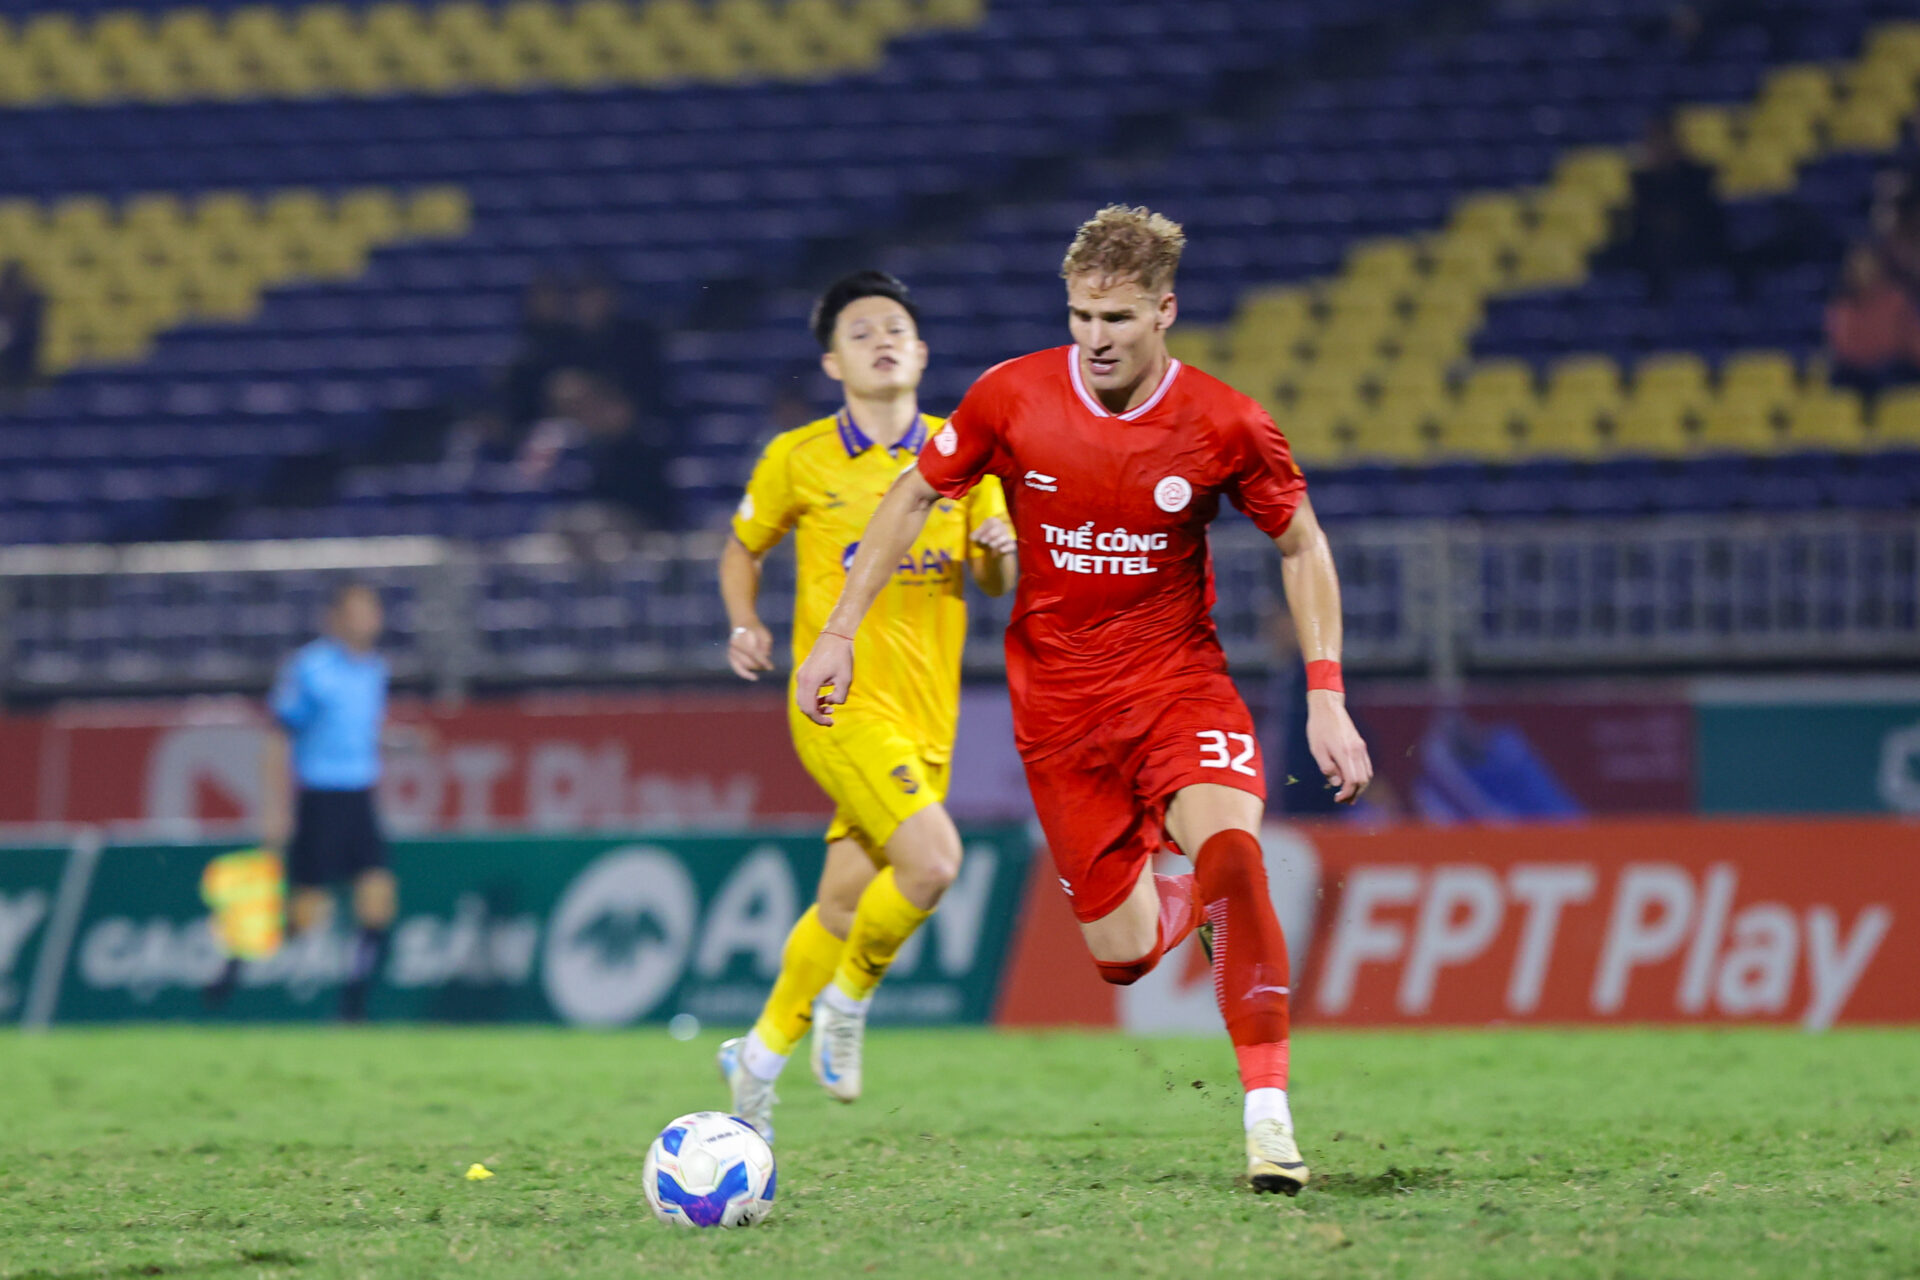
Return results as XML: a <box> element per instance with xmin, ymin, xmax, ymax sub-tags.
<box><xmin>809</xmin><ymin>269</ymin><xmax>920</xmax><ymax>350</ymax></box>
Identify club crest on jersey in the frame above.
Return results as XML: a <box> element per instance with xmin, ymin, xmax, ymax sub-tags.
<box><xmin>1153</xmin><ymin>476</ymin><xmax>1192</xmax><ymax>513</ymax></box>
<box><xmin>933</xmin><ymin>423</ymin><xmax>958</xmax><ymax>456</ymax></box>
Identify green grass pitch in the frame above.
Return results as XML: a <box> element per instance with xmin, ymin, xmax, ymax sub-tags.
<box><xmin>2</xmin><ymin>1026</ymin><xmax>1916</xmax><ymax>1279</ymax></box>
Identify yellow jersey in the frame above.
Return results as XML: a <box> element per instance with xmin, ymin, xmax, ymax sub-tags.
<box><xmin>732</xmin><ymin>410</ymin><xmax>1008</xmax><ymax>762</ymax></box>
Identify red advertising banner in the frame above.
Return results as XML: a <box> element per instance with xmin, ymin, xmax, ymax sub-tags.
<box><xmin>0</xmin><ymin>692</ymin><xmax>830</xmax><ymax>831</ymax></box>
<box><xmin>994</xmin><ymin>819</ymin><xmax>1920</xmax><ymax>1029</ymax></box>
<box><xmin>1305</xmin><ymin>819</ymin><xmax>1916</xmax><ymax>1027</ymax></box>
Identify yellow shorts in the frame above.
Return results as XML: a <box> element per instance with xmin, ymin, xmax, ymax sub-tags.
<box><xmin>790</xmin><ymin>712</ymin><xmax>949</xmax><ymax>858</ymax></box>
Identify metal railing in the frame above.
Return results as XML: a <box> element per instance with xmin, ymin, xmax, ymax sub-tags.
<box><xmin>1</xmin><ymin>512</ymin><xmax>1915</xmax><ymax>699</ymax></box>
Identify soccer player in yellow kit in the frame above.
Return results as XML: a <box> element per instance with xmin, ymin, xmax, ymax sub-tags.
<box><xmin>717</xmin><ymin>270</ymin><xmax>1016</xmax><ymax>1142</ymax></box>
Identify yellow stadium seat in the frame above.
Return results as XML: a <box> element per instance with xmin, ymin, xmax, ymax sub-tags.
<box><xmin>1871</xmin><ymin>386</ymin><xmax>1920</xmax><ymax>449</ymax></box>
<box><xmin>1554</xmin><ymin>148</ymin><xmax>1631</xmax><ymax>207</ymax></box>
<box><xmin>1531</xmin><ymin>188</ymin><xmax>1609</xmax><ymax>248</ymax></box>
<box><xmin>1720</xmin><ymin>351</ymin><xmax>1798</xmax><ymax>405</ymax></box>
<box><xmin>1844</xmin><ymin>57</ymin><xmax>1919</xmax><ymax>106</ymax></box>
<box><xmin>1351</xmin><ymin>397</ymin><xmax>1438</xmax><ymax>464</ymax></box>
<box><xmin>1426</xmin><ymin>232</ymin><xmax>1508</xmax><ymax>292</ymax></box>
<box><xmin>50</xmin><ymin>195</ymin><xmax>114</xmax><ymax>241</ymax></box>
<box><xmin>1545</xmin><ymin>354</ymin><xmax>1623</xmax><ymax>406</ymax></box>
<box><xmin>1508</xmin><ymin>234</ymin><xmax>1590</xmax><ymax>290</ymax></box>
<box><xmin>1210</xmin><ymin>355</ymin><xmax>1284</xmax><ymax>406</ymax></box>
<box><xmin>1828</xmin><ymin>97</ymin><xmax>1905</xmax><ymax>152</ymax></box>
<box><xmin>1526</xmin><ymin>401</ymin><xmax>1608</xmax><ymax>460</ymax></box>
<box><xmin>1439</xmin><ymin>399</ymin><xmax>1523</xmax><ymax>462</ymax></box>
<box><xmin>1344</xmin><ymin>238</ymin><xmax>1419</xmax><ymax>286</ymax></box>
<box><xmin>1450</xmin><ymin>191</ymin><xmax>1525</xmax><ymax>244</ymax></box>
<box><xmin>1759</xmin><ymin>64</ymin><xmax>1835</xmax><ymax>115</ymax></box>
<box><xmin>92</xmin><ymin>12</ymin><xmax>153</xmax><ymax>52</ymax></box>
<box><xmin>264</xmin><ymin>189</ymin><xmax>329</xmax><ymax>230</ymax></box>
<box><xmin>1461</xmin><ymin>359</ymin><xmax>1536</xmax><ymax>410</ymax></box>
<box><xmin>1165</xmin><ymin>327</ymin><xmax>1222</xmax><ymax>369</ymax></box>
<box><xmin>1696</xmin><ymin>399</ymin><xmax>1779</xmax><ymax>454</ymax></box>
<box><xmin>1636</xmin><ymin>352</ymin><xmax>1711</xmax><ymax>405</ymax></box>
<box><xmin>194</xmin><ymin>191</ymin><xmax>257</xmax><ymax>235</ymax></box>
<box><xmin>407</xmin><ymin>187</ymin><xmax>470</xmax><ymax>236</ymax></box>
<box><xmin>1613</xmin><ymin>399</ymin><xmax>1691</xmax><ymax>458</ymax></box>
<box><xmin>1392</xmin><ymin>325</ymin><xmax>1470</xmax><ymax>368</ymax></box>
<box><xmin>1283</xmin><ymin>358</ymin><xmax>1369</xmax><ymax>406</ymax></box>
<box><xmin>331</xmin><ymin>187</ymin><xmax>395</xmax><ymax>238</ymax></box>
<box><xmin>1781</xmin><ymin>390</ymin><xmax>1866</xmax><ymax>452</ymax></box>
<box><xmin>1676</xmin><ymin>104</ymin><xmax>1737</xmax><ymax>163</ymax></box>
<box><xmin>1865</xmin><ymin>22</ymin><xmax>1920</xmax><ymax>72</ymax></box>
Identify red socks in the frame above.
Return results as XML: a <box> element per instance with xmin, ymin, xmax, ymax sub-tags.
<box><xmin>1092</xmin><ymin>873</ymin><xmax>1201</xmax><ymax>985</ymax></box>
<box><xmin>1195</xmin><ymin>828</ymin><xmax>1291</xmax><ymax>1091</ymax></box>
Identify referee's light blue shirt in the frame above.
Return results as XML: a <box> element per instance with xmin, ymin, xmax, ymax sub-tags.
<box><xmin>269</xmin><ymin>637</ymin><xmax>389</xmax><ymax>790</ymax></box>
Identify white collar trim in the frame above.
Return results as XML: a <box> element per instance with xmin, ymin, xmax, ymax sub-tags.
<box><xmin>1067</xmin><ymin>346</ymin><xmax>1182</xmax><ymax>420</ymax></box>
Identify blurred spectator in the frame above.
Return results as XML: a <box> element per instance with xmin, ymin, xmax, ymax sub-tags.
<box><xmin>0</xmin><ymin>261</ymin><xmax>45</xmax><ymax>407</ymax></box>
<box><xmin>1873</xmin><ymin>182</ymin><xmax>1920</xmax><ymax>308</ymax></box>
<box><xmin>1606</xmin><ymin>114</ymin><xmax>1730</xmax><ymax>298</ymax></box>
<box><xmin>1826</xmin><ymin>244</ymin><xmax>1920</xmax><ymax>392</ymax></box>
<box><xmin>501</xmin><ymin>269</ymin><xmax>578</xmax><ymax>433</ymax></box>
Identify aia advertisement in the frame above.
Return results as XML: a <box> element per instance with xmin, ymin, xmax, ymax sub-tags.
<box><xmin>996</xmin><ymin>818</ymin><xmax>1919</xmax><ymax>1030</ymax></box>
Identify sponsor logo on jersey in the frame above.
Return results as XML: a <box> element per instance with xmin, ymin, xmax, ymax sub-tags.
<box><xmin>844</xmin><ymin>541</ymin><xmax>956</xmax><ymax>578</ymax></box>
<box><xmin>1153</xmin><ymin>476</ymin><xmax>1192</xmax><ymax>513</ymax></box>
<box><xmin>1040</xmin><ymin>521</ymin><xmax>1167</xmax><ymax>576</ymax></box>
<box><xmin>933</xmin><ymin>423</ymin><xmax>958</xmax><ymax>456</ymax></box>
<box><xmin>1024</xmin><ymin>470</ymin><xmax>1058</xmax><ymax>492</ymax></box>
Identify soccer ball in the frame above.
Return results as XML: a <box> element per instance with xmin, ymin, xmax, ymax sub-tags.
<box><xmin>643</xmin><ymin>1111</ymin><xmax>777</xmax><ymax>1228</ymax></box>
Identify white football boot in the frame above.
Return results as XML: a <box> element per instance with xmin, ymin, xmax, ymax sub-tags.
<box><xmin>717</xmin><ymin>1037</ymin><xmax>778</xmax><ymax>1144</ymax></box>
<box><xmin>810</xmin><ymin>997</ymin><xmax>866</xmax><ymax>1102</ymax></box>
<box><xmin>1246</xmin><ymin>1118</ymin><xmax>1310</xmax><ymax>1195</ymax></box>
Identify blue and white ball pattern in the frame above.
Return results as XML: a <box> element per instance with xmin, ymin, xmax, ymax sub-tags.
<box><xmin>643</xmin><ymin>1111</ymin><xmax>777</xmax><ymax>1228</ymax></box>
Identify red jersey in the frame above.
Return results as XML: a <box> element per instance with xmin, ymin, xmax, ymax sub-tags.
<box><xmin>917</xmin><ymin>345</ymin><xmax>1306</xmax><ymax>759</ymax></box>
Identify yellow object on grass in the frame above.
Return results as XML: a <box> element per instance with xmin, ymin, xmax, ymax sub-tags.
<box><xmin>465</xmin><ymin>1163</ymin><xmax>494</xmax><ymax>1181</ymax></box>
<box><xmin>199</xmin><ymin>848</ymin><xmax>286</xmax><ymax>961</ymax></box>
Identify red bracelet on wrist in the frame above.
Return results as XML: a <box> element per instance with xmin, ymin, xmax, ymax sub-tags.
<box><xmin>1305</xmin><ymin>659</ymin><xmax>1344</xmax><ymax>694</ymax></box>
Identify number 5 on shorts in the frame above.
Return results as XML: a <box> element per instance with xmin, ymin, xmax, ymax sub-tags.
<box><xmin>1197</xmin><ymin>730</ymin><xmax>1257</xmax><ymax>776</ymax></box>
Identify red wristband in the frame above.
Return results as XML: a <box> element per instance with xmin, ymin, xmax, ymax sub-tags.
<box><xmin>1305</xmin><ymin>659</ymin><xmax>1344</xmax><ymax>694</ymax></box>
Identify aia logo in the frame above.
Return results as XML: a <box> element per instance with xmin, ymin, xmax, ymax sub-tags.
<box><xmin>890</xmin><ymin>765</ymin><xmax>921</xmax><ymax>795</ymax></box>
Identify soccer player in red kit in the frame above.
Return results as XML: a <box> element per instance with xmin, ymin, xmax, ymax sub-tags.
<box><xmin>794</xmin><ymin>205</ymin><xmax>1373</xmax><ymax>1194</ymax></box>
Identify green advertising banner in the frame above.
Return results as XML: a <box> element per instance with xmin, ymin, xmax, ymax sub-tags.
<box><xmin>27</xmin><ymin>828</ymin><xmax>1030</xmax><ymax>1026</ymax></box>
<box><xmin>0</xmin><ymin>845</ymin><xmax>73</xmax><ymax>1024</ymax></box>
<box><xmin>1696</xmin><ymin>701</ymin><xmax>1920</xmax><ymax>815</ymax></box>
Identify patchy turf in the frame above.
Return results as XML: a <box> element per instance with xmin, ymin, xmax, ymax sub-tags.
<box><xmin>1</xmin><ymin>1026</ymin><xmax>1916</xmax><ymax>1279</ymax></box>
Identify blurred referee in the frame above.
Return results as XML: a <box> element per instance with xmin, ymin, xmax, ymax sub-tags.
<box><xmin>206</xmin><ymin>582</ymin><xmax>401</xmax><ymax>1020</ymax></box>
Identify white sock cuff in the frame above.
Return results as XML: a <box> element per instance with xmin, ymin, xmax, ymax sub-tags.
<box><xmin>741</xmin><ymin>1031</ymin><xmax>788</xmax><ymax>1082</ymax></box>
<box><xmin>819</xmin><ymin>983</ymin><xmax>871</xmax><ymax>1016</ymax></box>
<box><xmin>1244</xmin><ymin>1087</ymin><xmax>1292</xmax><ymax>1131</ymax></box>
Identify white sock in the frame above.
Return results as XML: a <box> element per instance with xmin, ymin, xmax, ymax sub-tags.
<box><xmin>741</xmin><ymin>1030</ymin><xmax>788</xmax><ymax>1082</ymax></box>
<box><xmin>1244</xmin><ymin>1087</ymin><xmax>1292</xmax><ymax>1131</ymax></box>
<box><xmin>819</xmin><ymin>983</ymin><xmax>871</xmax><ymax>1016</ymax></box>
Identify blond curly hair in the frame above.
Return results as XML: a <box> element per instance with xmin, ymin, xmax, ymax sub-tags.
<box><xmin>1060</xmin><ymin>204</ymin><xmax>1186</xmax><ymax>295</ymax></box>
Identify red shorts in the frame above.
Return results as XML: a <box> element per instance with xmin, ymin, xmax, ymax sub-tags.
<box><xmin>1021</xmin><ymin>675</ymin><xmax>1266</xmax><ymax>924</ymax></box>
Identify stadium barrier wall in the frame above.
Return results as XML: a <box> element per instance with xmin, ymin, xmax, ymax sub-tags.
<box><xmin>0</xmin><ymin>827</ymin><xmax>1030</xmax><ymax>1027</ymax></box>
<box><xmin>995</xmin><ymin>818</ymin><xmax>1920</xmax><ymax>1031</ymax></box>
<box><xmin>18</xmin><ymin>675</ymin><xmax>1919</xmax><ymax>833</ymax></box>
